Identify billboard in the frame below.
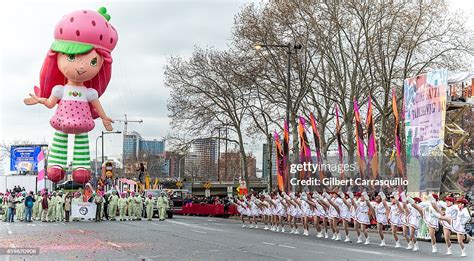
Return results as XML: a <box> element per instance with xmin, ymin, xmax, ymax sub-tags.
<box><xmin>10</xmin><ymin>145</ymin><xmax>45</xmax><ymax>172</ymax></box>
<box><xmin>404</xmin><ymin>69</ymin><xmax>447</xmax><ymax>192</ymax></box>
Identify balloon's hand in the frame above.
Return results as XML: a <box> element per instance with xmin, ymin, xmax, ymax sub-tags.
<box><xmin>102</xmin><ymin>116</ymin><xmax>114</xmax><ymax>131</ymax></box>
<box><xmin>24</xmin><ymin>94</ymin><xmax>43</xmax><ymax>105</ymax></box>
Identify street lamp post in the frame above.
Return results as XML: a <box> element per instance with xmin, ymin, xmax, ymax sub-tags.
<box><xmin>255</xmin><ymin>43</ymin><xmax>302</xmax><ymax>191</ymax></box>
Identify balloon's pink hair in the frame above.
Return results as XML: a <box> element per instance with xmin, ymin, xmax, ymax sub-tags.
<box><xmin>36</xmin><ymin>48</ymin><xmax>113</xmax><ymax>119</ymax></box>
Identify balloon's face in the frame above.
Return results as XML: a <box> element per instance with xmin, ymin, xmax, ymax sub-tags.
<box><xmin>57</xmin><ymin>50</ymin><xmax>104</xmax><ymax>83</ymax></box>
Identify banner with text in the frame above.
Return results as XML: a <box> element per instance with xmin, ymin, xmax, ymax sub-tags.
<box><xmin>404</xmin><ymin>69</ymin><xmax>447</xmax><ymax>192</ymax></box>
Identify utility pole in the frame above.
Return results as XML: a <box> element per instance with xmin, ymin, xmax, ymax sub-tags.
<box><xmin>114</xmin><ymin>114</ymin><xmax>143</xmax><ymax>177</ymax></box>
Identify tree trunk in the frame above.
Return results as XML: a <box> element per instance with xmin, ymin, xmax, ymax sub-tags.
<box><xmin>237</xmin><ymin>130</ymin><xmax>249</xmax><ymax>190</ymax></box>
<box><xmin>266</xmin><ymin>135</ymin><xmax>273</xmax><ymax>192</ymax></box>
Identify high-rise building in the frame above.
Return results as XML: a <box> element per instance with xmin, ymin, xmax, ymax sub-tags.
<box><xmin>185</xmin><ymin>138</ymin><xmax>217</xmax><ymax>180</ymax></box>
<box><xmin>123</xmin><ymin>131</ymin><xmax>165</xmax><ymax>160</ymax></box>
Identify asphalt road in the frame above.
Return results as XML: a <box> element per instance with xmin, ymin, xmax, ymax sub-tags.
<box><xmin>0</xmin><ymin>216</ymin><xmax>472</xmax><ymax>261</ymax></box>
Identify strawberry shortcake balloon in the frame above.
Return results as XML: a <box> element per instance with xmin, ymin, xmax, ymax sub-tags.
<box><xmin>24</xmin><ymin>7</ymin><xmax>118</xmax><ymax>184</ymax></box>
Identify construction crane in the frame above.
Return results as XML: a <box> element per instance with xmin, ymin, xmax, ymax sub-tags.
<box><xmin>114</xmin><ymin>114</ymin><xmax>143</xmax><ymax>177</ymax></box>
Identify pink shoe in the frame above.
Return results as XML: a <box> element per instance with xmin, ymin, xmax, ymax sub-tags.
<box><xmin>47</xmin><ymin>166</ymin><xmax>66</xmax><ymax>183</ymax></box>
<box><xmin>72</xmin><ymin>168</ymin><xmax>91</xmax><ymax>184</ymax></box>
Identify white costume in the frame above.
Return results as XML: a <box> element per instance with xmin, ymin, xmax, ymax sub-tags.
<box><xmin>389</xmin><ymin>203</ymin><xmax>402</xmax><ymax>226</ymax></box>
<box><xmin>441</xmin><ymin>204</ymin><xmax>458</xmax><ymax>230</ymax></box>
<box><xmin>407</xmin><ymin>203</ymin><xmax>421</xmax><ymax>229</ymax></box>
<box><xmin>451</xmin><ymin>207</ymin><xmax>470</xmax><ymax>234</ymax></box>
<box><xmin>372</xmin><ymin>202</ymin><xmax>388</xmax><ymax>225</ymax></box>
<box><xmin>355</xmin><ymin>201</ymin><xmax>370</xmax><ymax>225</ymax></box>
<box><xmin>336</xmin><ymin>197</ymin><xmax>351</xmax><ymax>221</ymax></box>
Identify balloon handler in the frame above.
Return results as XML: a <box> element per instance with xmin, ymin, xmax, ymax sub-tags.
<box><xmin>24</xmin><ymin>7</ymin><xmax>118</xmax><ymax>185</ymax></box>
<box><xmin>157</xmin><ymin>192</ymin><xmax>169</xmax><ymax>221</ymax></box>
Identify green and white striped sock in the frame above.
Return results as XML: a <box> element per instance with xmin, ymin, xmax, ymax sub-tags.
<box><xmin>48</xmin><ymin>131</ymin><xmax>68</xmax><ymax>168</ymax></box>
<box><xmin>72</xmin><ymin>133</ymin><xmax>91</xmax><ymax>169</ymax></box>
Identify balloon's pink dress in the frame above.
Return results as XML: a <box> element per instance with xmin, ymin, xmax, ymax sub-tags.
<box><xmin>50</xmin><ymin>85</ymin><xmax>98</xmax><ymax>134</ymax></box>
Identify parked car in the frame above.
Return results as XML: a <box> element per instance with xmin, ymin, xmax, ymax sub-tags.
<box><xmin>141</xmin><ymin>189</ymin><xmax>174</xmax><ymax>218</ymax></box>
<box><xmin>56</xmin><ymin>180</ymin><xmax>84</xmax><ymax>191</ymax></box>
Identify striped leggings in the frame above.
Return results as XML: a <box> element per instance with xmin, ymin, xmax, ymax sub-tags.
<box><xmin>48</xmin><ymin>131</ymin><xmax>91</xmax><ymax>169</ymax></box>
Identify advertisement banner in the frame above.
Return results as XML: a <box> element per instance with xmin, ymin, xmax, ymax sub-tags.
<box><xmin>71</xmin><ymin>202</ymin><xmax>97</xmax><ymax>219</ymax></box>
<box><xmin>404</xmin><ymin>69</ymin><xmax>447</xmax><ymax>192</ymax></box>
<box><xmin>10</xmin><ymin>146</ymin><xmax>43</xmax><ymax>172</ymax></box>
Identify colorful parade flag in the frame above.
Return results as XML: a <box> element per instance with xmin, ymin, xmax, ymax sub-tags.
<box><xmin>353</xmin><ymin>99</ymin><xmax>366</xmax><ymax>178</ymax></box>
<box><xmin>335</xmin><ymin>105</ymin><xmax>345</xmax><ymax>179</ymax></box>
<box><xmin>298</xmin><ymin>116</ymin><xmax>312</xmax><ymax>180</ymax></box>
<box><xmin>283</xmin><ymin>121</ymin><xmax>290</xmax><ymax>192</ymax></box>
<box><xmin>37</xmin><ymin>149</ymin><xmax>45</xmax><ymax>191</ymax></box>
<box><xmin>309</xmin><ymin>113</ymin><xmax>324</xmax><ymax>180</ymax></box>
<box><xmin>274</xmin><ymin>131</ymin><xmax>285</xmax><ymax>192</ymax></box>
<box><xmin>366</xmin><ymin>96</ymin><xmax>379</xmax><ymax>179</ymax></box>
<box><xmin>392</xmin><ymin>89</ymin><xmax>405</xmax><ymax>178</ymax></box>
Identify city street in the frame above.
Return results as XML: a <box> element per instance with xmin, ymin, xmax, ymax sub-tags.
<box><xmin>0</xmin><ymin>215</ymin><xmax>472</xmax><ymax>261</ymax></box>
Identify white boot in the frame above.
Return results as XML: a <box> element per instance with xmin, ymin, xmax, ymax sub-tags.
<box><xmin>406</xmin><ymin>242</ymin><xmax>413</xmax><ymax>250</ymax></box>
<box><xmin>344</xmin><ymin>236</ymin><xmax>351</xmax><ymax>242</ymax></box>
<box><xmin>395</xmin><ymin>240</ymin><xmax>401</xmax><ymax>248</ymax></box>
<box><xmin>446</xmin><ymin>247</ymin><xmax>452</xmax><ymax>255</ymax></box>
<box><xmin>294</xmin><ymin>229</ymin><xmax>300</xmax><ymax>235</ymax></box>
<box><xmin>380</xmin><ymin>239</ymin><xmax>386</xmax><ymax>247</ymax></box>
<box><xmin>254</xmin><ymin>224</ymin><xmax>258</xmax><ymax>229</ymax></box>
<box><xmin>331</xmin><ymin>234</ymin><xmax>336</xmax><ymax>240</ymax></box>
<box><xmin>357</xmin><ymin>236</ymin><xmax>363</xmax><ymax>244</ymax></box>
<box><xmin>275</xmin><ymin>227</ymin><xmax>280</xmax><ymax>232</ymax></box>
<box><xmin>461</xmin><ymin>248</ymin><xmax>466</xmax><ymax>257</ymax></box>
<box><xmin>264</xmin><ymin>225</ymin><xmax>269</xmax><ymax>230</ymax></box>
<box><xmin>412</xmin><ymin>242</ymin><xmax>419</xmax><ymax>251</ymax></box>
<box><xmin>242</xmin><ymin>224</ymin><xmax>246</xmax><ymax>228</ymax></box>
<box><xmin>364</xmin><ymin>237</ymin><xmax>370</xmax><ymax>245</ymax></box>
<box><xmin>335</xmin><ymin>233</ymin><xmax>341</xmax><ymax>241</ymax></box>
<box><xmin>317</xmin><ymin>232</ymin><xmax>323</xmax><ymax>238</ymax></box>
<box><xmin>432</xmin><ymin>244</ymin><xmax>437</xmax><ymax>253</ymax></box>
<box><xmin>324</xmin><ymin>232</ymin><xmax>329</xmax><ymax>239</ymax></box>
<box><xmin>303</xmin><ymin>229</ymin><xmax>309</xmax><ymax>236</ymax></box>
<box><xmin>281</xmin><ymin>227</ymin><xmax>285</xmax><ymax>233</ymax></box>
<box><xmin>290</xmin><ymin>228</ymin><xmax>295</xmax><ymax>234</ymax></box>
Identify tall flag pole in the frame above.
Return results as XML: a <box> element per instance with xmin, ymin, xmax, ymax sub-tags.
<box><xmin>298</xmin><ymin>116</ymin><xmax>312</xmax><ymax>180</ymax></box>
<box><xmin>37</xmin><ymin>149</ymin><xmax>45</xmax><ymax>192</ymax></box>
<box><xmin>283</xmin><ymin>121</ymin><xmax>290</xmax><ymax>193</ymax></box>
<box><xmin>366</xmin><ymin>96</ymin><xmax>379</xmax><ymax>179</ymax></box>
<box><xmin>335</xmin><ymin>105</ymin><xmax>345</xmax><ymax>179</ymax></box>
<box><xmin>274</xmin><ymin>131</ymin><xmax>285</xmax><ymax>192</ymax></box>
<box><xmin>353</xmin><ymin>99</ymin><xmax>366</xmax><ymax>179</ymax></box>
<box><xmin>309</xmin><ymin>113</ymin><xmax>324</xmax><ymax>180</ymax></box>
<box><xmin>392</xmin><ymin>89</ymin><xmax>405</xmax><ymax>178</ymax></box>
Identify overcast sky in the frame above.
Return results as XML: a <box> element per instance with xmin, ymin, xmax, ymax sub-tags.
<box><xmin>0</xmin><ymin>0</ymin><xmax>473</xmax><ymax>174</ymax></box>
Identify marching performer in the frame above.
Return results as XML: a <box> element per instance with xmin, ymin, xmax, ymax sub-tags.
<box><xmin>118</xmin><ymin>192</ymin><xmax>128</xmax><ymax>221</ymax></box>
<box><xmin>422</xmin><ymin>193</ymin><xmax>444</xmax><ymax>253</ymax></box>
<box><xmin>351</xmin><ymin>191</ymin><xmax>371</xmax><ymax>244</ymax></box>
<box><xmin>299</xmin><ymin>192</ymin><xmax>311</xmax><ymax>236</ymax></box>
<box><xmin>403</xmin><ymin>195</ymin><xmax>426</xmax><ymax>251</ymax></box>
<box><xmin>128</xmin><ymin>191</ymin><xmax>136</xmax><ymax>220</ymax></box>
<box><xmin>145</xmin><ymin>193</ymin><xmax>154</xmax><ymax>221</ymax></box>
<box><xmin>305</xmin><ymin>192</ymin><xmax>325</xmax><ymax>238</ymax></box>
<box><xmin>436</xmin><ymin>196</ymin><xmax>458</xmax><ymax>255</ymax></box>
<box><xmin>372</xmin><ymin>191</ymin><xmax>390</xmax><ymax>246</ymax></box>
<box><xmin>337</xmin><ymin>191</ymin><xmax>352</xmax><ymax>242</ymax></box>
<box><xmin>274</xmin><ymin>192</ymin><xmax>287</xmax><ymax>232</ymax></box>
<box><xmin>432</xmin><ymin>197</ymin><xmax>470</xmax><ymax>257</ymax></box>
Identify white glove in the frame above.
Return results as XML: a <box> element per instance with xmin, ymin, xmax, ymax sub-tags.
<box><xmin>379</xmin><ymin>191</ymin><xmax>386</xmax><ymax>200</ymax></box>
<box><xmin>391</xmin><ymin>190</ymin><xmax>398</xmax><ymax>199</ymax></box>
<box><xmin>363</xmin><ymin>193</ymin><xmax>369</xmax><ymax>201</ymax></box>
<box><xmin>428</xmin><ymin>194</ymin><xmax>435</xmax><ymax>203</ymax></box>
<box><xmin>348</xmin><ymin>190</ymin><xmax>354</xmax><ymax>199</ymax></box>
<box><xmin>407</xmin><ymin>197</ymin><xmax>415</xmax><ymax>205</ymax></box>
<box><xmin>301</xmin><ymin>193</ymin><xmax>308</xmax><ymax>201</ymax></box>
<box><xmin>338</xmin><ymin>191</ymin><xmax>345</xmax><ymax>198</ymax></box>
